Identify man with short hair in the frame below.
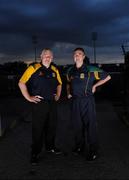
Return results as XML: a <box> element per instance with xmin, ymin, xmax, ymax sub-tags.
<box><xmin>18</xmin><ymin>48</ymin><xmax>62</xmax><ymax>165</ymax></box>
<box><xmin>66</xmin><ymin>47</ymin><xmax>111</xmax><ymax>161</ymax></box>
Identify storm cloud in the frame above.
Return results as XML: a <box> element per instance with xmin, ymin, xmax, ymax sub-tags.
<box><xmin>0</xmin><ymin>0</ymin><xmax>129</xmax><ymax>64</ymax></box>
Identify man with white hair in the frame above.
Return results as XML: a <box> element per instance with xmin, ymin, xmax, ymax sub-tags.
<box><xmin>18</xmin><ymin>48</ymin><xmax>62</xmax><ymax>165</ymax></box>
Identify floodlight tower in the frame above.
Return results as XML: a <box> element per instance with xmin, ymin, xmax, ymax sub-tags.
<box><xmin>92</xmin><ymin>32</ymin><xmax>97</xmax><ymax>64</ymax></box>
<box><xmin>32</xmin><ymin>35</ymin><xmax>38</xmax><ymax>62</ymax></box>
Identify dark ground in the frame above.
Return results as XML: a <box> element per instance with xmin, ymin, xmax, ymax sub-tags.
<box><xmin>0</xmin><ymin>96</ymin><xmax>129</xmax><ymax>180</ymax></box>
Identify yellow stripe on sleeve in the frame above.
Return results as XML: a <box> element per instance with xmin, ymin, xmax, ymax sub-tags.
<box><xmin>51</xmin><ymin>65</ymin><xmax>62</xmax><ymax>85</ymax></box>
<box><xmin>94</xmin><ymin>71</ymin><xmax>100</xmax><ymax>80</ymax></box>
<box><xmin>19</xmin><ymin>64</ymin><xmax>41</xmax><ymax>83</ymax></box>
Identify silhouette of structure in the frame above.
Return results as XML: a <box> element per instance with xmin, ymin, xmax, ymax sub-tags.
<box><xmin>32</xmin><ymin>35</ymin><xmax>38</xmax><ymax>62</ymax></box>
<box><xmin>121</xmin><ymin>44</ymin><xmax>129</xmax><ymax>125</ymax></box>
<box><xmin>92</xmin><ymin>32</ymin><xmax>97</xmax><ymax>63</ymax></box>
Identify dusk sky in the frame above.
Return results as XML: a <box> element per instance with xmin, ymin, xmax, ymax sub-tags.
<box><xmin>0</xmin><ymin>0</ymin><xmax>129</xmax><ymax>65</ymax></box>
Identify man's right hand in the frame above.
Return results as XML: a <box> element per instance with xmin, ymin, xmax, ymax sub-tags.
<box><xmin>28</xmin><ymin>95</ymin><xmax>44</xmax><ymax>103</ymax></box>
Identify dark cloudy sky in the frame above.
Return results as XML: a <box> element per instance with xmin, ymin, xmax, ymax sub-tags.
<box><xmin>0</xmin><ymin>0</ymin><xmax>129</xmax><ymax>64</ymax></box>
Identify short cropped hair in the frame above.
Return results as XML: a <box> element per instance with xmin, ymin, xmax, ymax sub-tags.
<box><xmin>41</xmin><ymin>48</ymin><xmax>52</xmax><ymax>54</ymax></box>
<box><xmin>41</xmin><ymin>48</ymin><xmax>53</xmax><ymax>56</ymax></box>
<box><xmin>73</xmin><ymin>47</ymin><xmax>85</xmax><ymax>54</ymax></box>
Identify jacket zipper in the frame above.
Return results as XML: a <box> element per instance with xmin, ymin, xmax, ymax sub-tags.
<box><xmin>85</xmin><ymin>72</ymin><xmax>90</xmax><ymax>95</ymax></box>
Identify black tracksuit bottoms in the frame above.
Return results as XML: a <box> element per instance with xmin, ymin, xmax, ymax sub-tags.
<box><xmin>31</xmin><ymin>100</ymin><xmax>57</xmax><ymax>155</ymax></box>
<box><xmin>71</xmin><ymin>95</ymin><xmax>98</xmax><ymax>152</ymax></box>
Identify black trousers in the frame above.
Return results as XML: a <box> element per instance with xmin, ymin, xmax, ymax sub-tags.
<box><xmin>71</xmin><ymin>96</ymin><xmax>98</xmax><ymax>152</ymax></box>
<box><xmin>31</xmin><ymin>100</ymin><xmax>57</xmax><ymax>155</ymax></box>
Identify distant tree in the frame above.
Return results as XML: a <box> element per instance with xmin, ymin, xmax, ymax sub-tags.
<box><xmin>3</xmin><ymin>61</ymin><xmax>27</xmax><ymax>74</ymax></box>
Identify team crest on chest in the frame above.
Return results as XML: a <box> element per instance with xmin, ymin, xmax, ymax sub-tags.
<box><xmin>80</xmin><ymin>73</ymin><xmax>85</xmax><ymax>79</ymax></box>
<box><xmin>52</xmin><ymin>72</ymin><xmax>56</xmax><ymax>77</ymax></box>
